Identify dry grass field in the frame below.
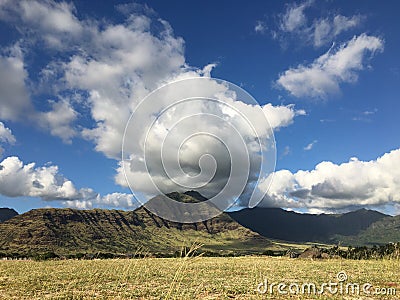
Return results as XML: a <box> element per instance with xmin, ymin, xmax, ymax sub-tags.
<box><xmin>0</xmin><ymin>255</ymin><xmax>399</xmax><ymax>299</ymax></box>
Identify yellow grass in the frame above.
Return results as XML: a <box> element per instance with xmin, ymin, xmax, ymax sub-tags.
<box><xmin>0</xmin><ymin>256</ymin><xmax>399</xmax><ymax>299</ymax></box>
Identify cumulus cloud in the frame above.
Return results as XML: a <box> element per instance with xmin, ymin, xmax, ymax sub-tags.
<box><xmin>0</xmin><ymin>155</ymin><xmax>139</xmax><ymax>209</ymax></box>
<box><xmin>0</xmin><ymin>122</ymin><xmax>16</xmax><ymax>156</ymax></box>
<box><xmin>0</xmin><ymin>0</ymin><xmax>305</xmax><ymax>209</ymax></box>
<box><xmin>0</xmin><ymin>156</ymin><xmax>91</xmax><ymax>200</ymax></box>
<box><xmin>114</xmin><ymin>77</ymin><xmax>305</xmax><ymax>206</ymax></box>
<box><xmin>0</xmin><ymin>0</ymin><xmax>83</xmax><ymax>49</ymax></box>
<box><xmin>275</xmin><ymin>0</ymin><xmax>362</xmax><ymax>47</ymax></box>
<box><xmin>7</xmin><ymin>0</ymin><xmax>187</xmax><ymax>158</ymax></box>
<box><xmin>63</xmin><ymin>193</ymin><xmax>138</xmax><ymax>210</ymax></box>
<box><xmin>277</xmin><ymin>34</ymin><xmax>383</xmax><ymax>99</ymax></box>
<box><xmin>262</xmin><ymin>103</ymin><xmax>306</xmax><ymax>128</ymax></box>
<box><xmin>258</xmin><ymin>148</ymin><xmax>400</xmax><ymax>213</ymax></box>
<box><xmin>0</xmin><ymin>45</ymin><xmax>78</xmax><ymax>142</ymax></box>
<box><xmin>37</xmin><ymin>100</ymin><xmax>77</xmax><ymax>143</ymax></box>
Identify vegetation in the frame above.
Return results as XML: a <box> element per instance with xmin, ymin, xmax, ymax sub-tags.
<box><xmin>0</xmin><ymin>254</ymin><xmax>399</xmax><ymax>299</ymax></box>
<box><xmin>334</xmin><ymin>214</ymin><xmax>400</xmax><ymax>246</ymax></box>
<box><xmin>293</xmin><ymin>243</ymin><xmax>400</xmax><ymax>260</ymax></box>
<box><xmin>230</xmin><ymin>207</ymin><xmax>389</xmax><ymax>244</ymax></box>
<box><xmin>1</xmin><ymin>193</ymin><xmax>399</xmax><ymax>299</ymax></box>
<box><xmin>0</xmin><ymin>200</ymin><xmax>276</xmax><ymax>258</ymax></box>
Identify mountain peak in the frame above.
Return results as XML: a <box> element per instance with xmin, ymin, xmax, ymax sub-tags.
<box><xmin>183</xmin><ymin>190</ymin><xmax>208</xmax><ymax>201</ymax></box>
<box><xmin>164</xmin><ymin>191</ymin><xmax>208</xmax><ymax>203</ymax></box>
<box><xmin>0</xmin><ymin>208</ymin><xmax>18</xmax><ymax>223</ymax></box>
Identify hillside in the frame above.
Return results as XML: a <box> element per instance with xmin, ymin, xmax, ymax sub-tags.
<box><xmin>0</xmin><ymin>193</ymin><xmax>272</xmax><ymax>257</ymax></box>
<box><xmin>334</xmin><ymin>215</ymin><xmax>400</xmax><ymax>246</ymax></box>
<box><xmin>228</xmin><ymin>207</ymin><xmax>388</xmax><ymax>244</ymax></box>
<box><xmin>0</xmin><ymin>208</ymin><xmax>18</xmax><ymax>223</ymax></box>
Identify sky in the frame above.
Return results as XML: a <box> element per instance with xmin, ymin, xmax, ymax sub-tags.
<box><xmin>0</xmin><ymin>0</ymin><xmax>399</xmax><ymax>216</ymax></box>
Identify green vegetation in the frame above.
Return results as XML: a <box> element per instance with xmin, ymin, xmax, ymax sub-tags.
<box><xmin>230</xmin><ymin>207</ymin><xmax>389</xmax><ymax>244</ymax></box>
<box><xmin>334</xmin><ymin>215</ymin><xmax>400</xmax><ymax>246</ymax></box>
<box><xmin>0</xmin><ymin>255</ymin><xmax>399</xmax><ymax>299</ymax></box>
<box><xmin>0</xmin><ymin>205</ymin><xmax>276</xmax><ymax>258</ymax></box>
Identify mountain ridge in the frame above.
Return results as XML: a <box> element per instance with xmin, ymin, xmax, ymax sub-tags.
<box><xmin>228</xmin><ymin>207</ymin><xmax>389</xmax><ymax>243</ymax></box>
<box><xmin>1</xmin><ymin>192</ymin><xmax>398</xmax><ymax>257</ymax></box>
<box><xmin>0</xmin><ymin>193</ymin><xmax>272</xmax><ymax>257</ymax></box>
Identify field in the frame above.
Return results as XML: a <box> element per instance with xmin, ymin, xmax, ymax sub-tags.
<box><xmin>0</xmin><ymin>256</ymin><xmax>399</xmax><ymax>299</ymax></box>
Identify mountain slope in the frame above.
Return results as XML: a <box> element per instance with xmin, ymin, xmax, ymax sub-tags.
<box><xmin>0</xmin><ymin>208</ymin><xmax>18</xmax><ymax>223</ymax></box>
<box><xmin>334</xmin><ymin>215</ymin><xmax>400</xmax><ymax>246</ymax></box>
<box><xmin>0</xmin><ymin>193</ymin><xmax>272</xmax><ymax>257</ymax></box>
<box><xmin>228</xmin><ymin>207</ymin><xmax>388</xmax><ymax>244</ymax></box>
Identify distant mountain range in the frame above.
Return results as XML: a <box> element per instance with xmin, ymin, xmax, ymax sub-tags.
<box><xmin>1</xmin><ymin>192</ymin><xmax>399</xmax><ymax>257</ymax></box>
<box><xmin>228</xmin><ymin>207</ymin><xmax>389</xmax><ymax>244</ymax></box>
<box><xmin>333</xmin><ymin>214</ymin><xmax>400</xmax><ymax>246</ymax></box>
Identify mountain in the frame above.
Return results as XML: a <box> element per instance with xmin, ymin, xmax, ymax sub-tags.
<box><xmin>228</xmin><ymin>207</ymin><xmax>389</xmax><ymax>244</ymax></box>
<box><xmin>334</xmin><ymin>214</ymin><xmax>400</xmax><ymax>246</ymax></box>
<box><xmin>0</xmin><ymin>193</ymin><xmax>272</xmax><ymax>258</ymax></box>
<box><xmin>0</xmin><ymin>208</ymin><xmax>18</xmax><ymax>223</ymax></box>
<box><xmin>1</xmin><ymin>191</ymin><xmax>396</xmax><ymax>258</ymax></box>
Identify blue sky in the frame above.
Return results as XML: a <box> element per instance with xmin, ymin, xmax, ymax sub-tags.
<box><xmin>0</xmin><ymin>0</ymin><xmax>399</xmax><ymax>215</ymax></box>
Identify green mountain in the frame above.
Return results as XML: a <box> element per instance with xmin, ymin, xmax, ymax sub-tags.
<box><xmin>229</xmin><ymin>207</ymin><xmax>389</xmax><ymax>244</ymax></box>
<box><xmin>0</xmin><ymin>192</ymin><xmax>272</xmax><ymax>258</ymax></box>
<box><xmin>0</xmin><ymin>208</ymin><xmax>18</xmax><ymax>223</ymax></box>
<box><xmin>1</xmin><ymin>191</ymin><xmax>398</xmax><ymax>257</ymax></box>
<box><xmin>333</xmin><ymin>215</ymin><xmax>400</xmax><ymax>246</ymax></box>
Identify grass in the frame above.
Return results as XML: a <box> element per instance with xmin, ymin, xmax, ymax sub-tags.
<box><xmin>0</xmin><ymin>255</ymin><xmax>399</xmax><ymax>299</ymax></box>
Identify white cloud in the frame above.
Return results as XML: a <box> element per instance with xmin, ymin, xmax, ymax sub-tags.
<box><xmin>62</xmin><ymin>199</ymin><xmax>93</xmax><ymax>210</ymax></box>
<box><xmin>63</xmin><ymin>193</ymin><xmax>139</xmax><ymax>210</ymax></box>
<box><xmin>0</xmin><ymin>156</ymin><xmax>92</xmax><ymax>200</ymax></box>
<box><xmin>275</xmin><ymin>1</ymin><xmax>362</xmax><ymax>47</ymax></box>
<box><xmin>0</xmin><ymin>44</ymin><xmax>77</xmax><ymax>142</ymax></box>
<box><xmin>277</xmin><ymin>34</ymin><xmax>383</xmax><ymax>99</ymax></box>
<box><xmin>0</xmin><ymin>1</ymin><xmax>305</xmax><ymax>209</ymax></box>
<box><xmin>304</xmin><ymin>140</ymin><xmax>317</xmax><ymax>151</ymax></box>
<box><xmin>0</xmin><ymin>0</ymin><xmax>185</xmax><ymax>146</ymax></box>
<box><xmin>0</xmin><ymin>155</ymin><xmax>139</xmax><ymax>209</ymax></box>
<box><xmin>313</xmin><ymin>15</ymin><xmax>362</xmax><ymax>47</ymax></box>
<box><xmin>280</xmin><ymin>1</ymin><xmax>312</xmax><ymax>32</ymax></box>
<box><xmin>0</xmin><ymin>122</ymin><xmax>16</xmax><ymax>145</ymax></box>
<box><xmin>254</xmin><ymin>21</ymin><xmax>267</xmax><ymax>34</ymax></box>
<box><xmin>37</xmin><ymin>100</ymin><xmax>77</xmax><ymax>143</ymax></box>
<box><xmin>278</xmin><ymin>145</ymin><xmax>291</xmax><ymax>160</ymax></box>
<box><xmin>0</xmin><ymin>122</ymin><xmax>16</xmax><ymax>156</ymax></box>
<box><xmin>258</xmin><ymin>148</ymin><xmax>400</xmax><ymax>212</ymax></box>
<box><xmin>114</xmin><ymin>77</ymin><xmax>305</xmax><ymax>205</ymax></box>
<box><xmin>99</xmin><ymin>193</ymin><xmax>137</xmax><ymax>209</ymax></box>
<box><xmin>0</xmin><ymin>0</ymin><xmax>83</xmax><ymax>49</ymax></box>
<box><xmin>333</xmin><ymin>15</ymin><xmax>362</xmax><ymax>36</ymax></box>
<box><xmin>0</xmin><ymin>45</ymin><xmax>33</xmax><ymax>121</ymax></box>
<box><xmin>262</xmin><ymin>103</ymin><xmax>306</xmax><ymax>128</ymax></box>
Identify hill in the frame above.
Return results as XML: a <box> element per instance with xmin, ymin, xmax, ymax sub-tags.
<box><xmin>333</xmin><ymin>214</ymin><xmax>400</xmax><ymax>246</ymax></box>
<box><xmin>228</xmin><ymin>207</ymin><xmax>388</xmax><ymax>244</ymax></box>
<box><xmin>0</xmin><ymin>208</ymin><xmax>18</xmax><ymax>223</ymax></box>
<box><xmin>0</xmin><ymin>193</ymin><xmax>273</xmax><ymax>258</ymax></box>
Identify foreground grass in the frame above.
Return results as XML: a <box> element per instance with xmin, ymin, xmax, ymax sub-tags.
<box><xmin>0</xmin><ymin>257</ymin><xmax>399</xmax><ymax>299</ymax></box>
